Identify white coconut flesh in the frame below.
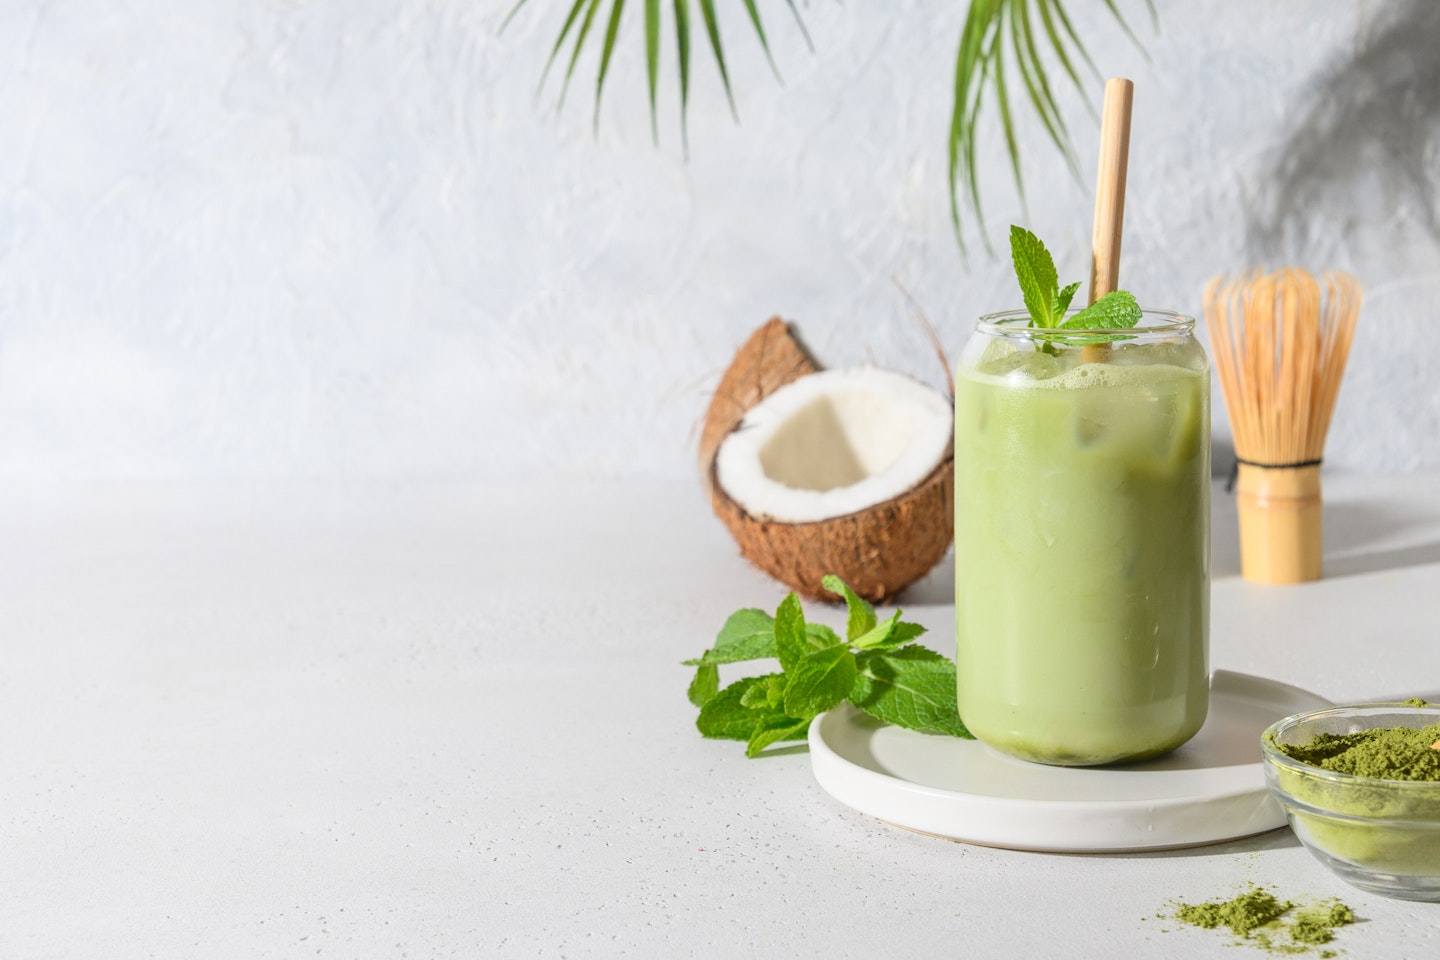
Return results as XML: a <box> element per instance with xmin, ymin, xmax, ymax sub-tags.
<box><xmin>714</xmin><ymin>367</ymin><xmax>953</xmax><ymax>524</ymax></box>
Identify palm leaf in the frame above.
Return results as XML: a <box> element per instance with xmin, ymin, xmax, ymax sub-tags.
<box><xmin>558</xmin><ymin>0</ymin><xmax>604</xmax><ymax>110</ymax></box>
<box><xmin>783</xmin><ymin>0</ymin><xmax>814</xmax><ymax>53</ymax></box>
<box><xmin>948</xmin><ymin>0</ymin><xmax>1154</xmax><ymax>251</ymax></box>
<box><xmin>990</xmin><ymin>27</ymin><xmax>1023</xmax><ymax>203</ymax></box>
<box><xmin>500</xmin><ymin>0</ymin><xmax>530</xmax><ymax>34</ymax></box>
<box><xmin>593</xmin><ymin>0</ymin><xmax>629</xmax><ymax>131</ymax></box>
<box><xmin>696</xmin><ymin>0</ymin><xmax>737</xmax><ymax>121</ymax></box>
<box><xmin>961</xmin><ymin>30</ymin><xmax>997</xmax><ymax>251</ymax></box>
<box><xmin>532</xmin><ymin>0</ymin><xmax>590</xmax><ymax>97</ymax></box>
<box><xmin>1011</xmin><ymin>0</ymin><xmax>1080</xmax><ymax>181</ymax></box>
<box><xmin>522</xmin><ymin>0</ymin><xmax>776</xmax><ymax>139</ymax></box>
<box><xmin>645</xmin><ymin>0</ymin><xmax>661</xmax><ymax>141</ymax></box>
<box><xmin>1048</xmin><ymin>0</ymin><xmax>1103</xmax><ymax>83</ymax></box>
<box><xmin>948</xmin><ymin>0</ymin><xmax>1001</xmax><ymax>251</ymax></box>
<box><xmin>1099</xmin><ymin>0</ymin><xmax>1151</xmax><ymax>61</ymax></box>
<box><xmin>674</xmin><ymin>0</ymin><xmax>692</xmax><ymax>150</ymax></box>
<box><xmin>740</xmin><ymin>0</ymin><xmax>782</xmax><ymax>80</ymax></box>
<box><xmin>510</xmin><ymin>0</ymin><xmax>1156</xmax><ymax>254</ymax></box>
<box><xmin>1036</xmin><ymin>0</ymin><xmax>1095</xmax><ymax>118</ymax></box>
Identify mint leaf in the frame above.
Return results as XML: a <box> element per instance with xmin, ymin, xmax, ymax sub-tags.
<box><xmin>1062</xmin><ymin>290</ymin><xmax>1142</xmax><ymax>330</ymax></box>
<box><xmin>773</xmin><ymin>593</ymin><xmax>808</xmax><ymax>674</ymax></box>
<box><xmin>696</xmin><ymin>676</ymin><xmax>774</xmax><ymax>740</ymax></box>
<box><xmin>1055</xmin><ymin>280</ymin><xmax>1082</xmax><ymax>322</ymax></box>
<box><xmin>681</xmin><ymin>608</ymin><xmax>776</xmax><ymax>665</ymax></box>
<box><xmin>745</xmin><ymin>714</ymin><xmax>812</xmax><ymax>758</ymax></box>
<box><xmin>821</xmin><ymin>574</ymin><xmax>877</xmax><ymax>641</ymax></box>
<box><xmin>850</xmin><ymin>613</ymin><xmax>930</xmax><ymax>651</ymax></box>
<box><xmin>850</xmin><ymin>646</ymin><xmax>973</xmax><ymax>738</ymax></box>
<box><xmin>739</xmin><ymin>672</ymin><xmax>786</xmax><ymax>710</ymax></box>
<box><xmin>1010</xmin><ymin>225</ymin><xmax>1059</xmax><ymax>329</ymax></box>
<box><xmin>687</xmin><ymin>663</ymin><xmax>719</xmax><ymax>707</ymax></box>
<box><xmin>698</xmin><ymin>674</ymin><xmax>809</xmax><ymax>755</ymax></box>
<box><xmin>716</xmin><ymin>608</ymin><xmax>775</xmax><ymax>649</ymax></box>
<box><xmin>805</xmin><ymin>622</ymin><xmax>843</xmax><ymax>649</ymax></box>
<box><xmin>688</xmin><ymin>592</ymin><xmax>972</xmax><ymax>757</ymax></box>
<box><xmin>783</xmin><ymin>644</ymin><xmax>858</xmax><ymax>718</ymax></box>
<box><xmin>850</xmin><ymin>609</ymin><xmax>901</xmax><ymax>650</ymax></box>
<box><xmin>1008</xmin><ymin>227</ymin><xmax>1143</xmax><ymax>342</ymax></box>
<box><xmin>859</xmin><ymin>619</ymin><xmax>927</xmax><ymax>652</ymax></box>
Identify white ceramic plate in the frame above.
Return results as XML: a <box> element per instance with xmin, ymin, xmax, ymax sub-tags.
<box><xmin>809</xmin><ymin>670</ymin><xmax>1330</xmax><ymax>852</ymax></box>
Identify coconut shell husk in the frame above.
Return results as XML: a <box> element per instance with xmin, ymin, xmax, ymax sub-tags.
<box><xmin>708</xmin><ymin>454</ymin><xmax>954</xmax><ymax>603</ymax></box>
<box><xmin>700</xmin><ymin>318</ymin><xmax>954</xmax><ymax>604</ymax></box>
<box><xmin>698</xmin><ymin>317</ymin><xmax>821</xmax><ymax>485</ymax></box>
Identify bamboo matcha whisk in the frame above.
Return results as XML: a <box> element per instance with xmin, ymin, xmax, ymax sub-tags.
<box><xmin>1203</xmin><ymin>268</ymin><xmax>1362</xmax><ymax>583</ymax></box>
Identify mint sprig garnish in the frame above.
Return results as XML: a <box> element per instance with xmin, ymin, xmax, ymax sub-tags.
<box><xmin>1008</xmin><ymin>225</ymin><xmax>1142</xmax><ymax>337</ymax></box>
<box><xmin>1064</xmin><ymin>289</ymin><xmax>1141</xmax><ymax>330</ymax></box>
<box><xmin>684</xmin><ymin>574</ymin><xmax>973</xmax><ymax>757</ymax></box>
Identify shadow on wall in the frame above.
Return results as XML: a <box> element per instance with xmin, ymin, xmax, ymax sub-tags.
<box><xmin>1246</xmin><ymin>0</ymin><xmax>1440</xmax><ymax>263</ymax></box>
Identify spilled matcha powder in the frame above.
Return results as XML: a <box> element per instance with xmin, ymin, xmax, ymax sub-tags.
<box><xmin>1289</xmin><ymin>903</ymin><xmax>1355</xmax><ymax>946</ymax></box>
<box><xmin>1171</xmin><ymin>886</ymin><xmax>1354</xmax><ymax>956</ymax></box>
<box><xmin>1175</xmin><ymin>886</ymin><xmax>1289</xmax><ymax>936</ymax></box>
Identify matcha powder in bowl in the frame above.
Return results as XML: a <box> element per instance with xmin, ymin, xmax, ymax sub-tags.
<box><xmin>1262</xmin><ymin>702</ymin><xmax>1440</xmax><ymax>900</ymax></box>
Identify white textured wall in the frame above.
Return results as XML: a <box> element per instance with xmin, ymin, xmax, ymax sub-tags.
<box><xmin>0</xmin><ymin>0</ymin><xmax>1436</xmax><ymax>481</ymax></box>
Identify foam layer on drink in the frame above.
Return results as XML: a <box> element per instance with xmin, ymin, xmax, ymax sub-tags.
<box><xmin>974</xmin><ymin>340</ymin><xmax>1206</xmax><ymax>388</ymax></box>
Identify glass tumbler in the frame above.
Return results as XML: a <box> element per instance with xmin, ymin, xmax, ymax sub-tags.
<box><xmin>953</xmin><ymin>311</ymin><xmax>1210</xmax><ymax>765</ymax></box>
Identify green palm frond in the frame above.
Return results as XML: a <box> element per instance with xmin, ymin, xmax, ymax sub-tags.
<box><xmin>740</xmin><ymin>0</ymin><xmax>782</xmax><ymax>81</ymax></box>
<box><xmin>504</xmin><ymin>1</ymin><xmax>1155</xmax><ymax>253</ymax></box>
<box><xmin>594</xmin><ymin>0</ymin><xmax>629</xmax><ymax>130</ymax></box>
<box><xmin>948</xmin><ymin>0</ymin><xmax>1152</xmax><ymax>253</ymax></box>
<box><xmin>504</xmin><ymin>0</ymin><xmax>780</xmax><ymax>147</ymax></box>
<box><xmin>674</xmin><ymin>0</ymin><xmax>692</xmax><ymax>145</ymax></box>
<box><xmin>558</xmin><ymin>0</ymin><xmax>604</xmax><ymax>110</ymax></box>
<box><xmin>697</xmin><ymin>0</ymin><xmax>739</xmax><ymax>121</ymax></box>
<box><xmin>645</xmin><ymin>0</ymin><xmax>661</xmax><ymax>139</ymax></box>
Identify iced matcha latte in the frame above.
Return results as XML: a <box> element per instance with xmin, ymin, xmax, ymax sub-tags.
<box><xmin>954</xmin><ymin>312</ymin><xmax>1210</xmax><ymax>765</ymax></box>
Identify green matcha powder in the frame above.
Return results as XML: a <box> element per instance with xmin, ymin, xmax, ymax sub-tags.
<box><xmin>1171</xmin><ymin>886</ymin><xmax>1355</xmax><ymax>956</ymax></box>
<box><xmin>1167</xmin><ymin>703</ymin><xmax>1437</xmax><ymax>953</ymax></box>
<box><xmin>1266</xmin><ymin>700</ymin><xmax>1440</xmax><ymax>879</ymax></box>
<box><xmin>1277</xmin><ymin>709</ymin><xmax>1440</xmax><ymax>782</ymax></box>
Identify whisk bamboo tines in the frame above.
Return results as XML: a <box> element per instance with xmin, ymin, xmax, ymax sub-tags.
<box><xmin>1203</xmin><ymin>268</ymin><xmax>1362</xmax><ymax>584</ymax></box>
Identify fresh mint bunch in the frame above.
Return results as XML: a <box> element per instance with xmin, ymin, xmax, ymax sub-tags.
<box><xmin>684</xmin><ymin>574</ymin><xmax>972</xmax><ymax>757</ymax></box>
<box><xmin>1009</xmin><ymin>225</ymin><xmax>1142</xmax><ymax>333</ymax></box>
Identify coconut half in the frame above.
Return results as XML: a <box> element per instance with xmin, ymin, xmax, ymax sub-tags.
<box><xmin>716</xmin><ymin>368</ymin><xmax>953</xmax><ymax>523</ymax></box>
<box><xmin>700</xmin><ymin>318</ymin><xmax>955</xmax><ymax>602</ymax></box>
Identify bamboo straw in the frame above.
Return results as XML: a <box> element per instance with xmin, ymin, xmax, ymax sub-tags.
<box><xmin>1082</xmin><ymin>78</ymin><xmax>1134</xmax><ymax>363</ymax></box>
<box><xmin>1203</xmin><ymin>268</ymin><xmax>1362</xmax><ymax>583</ymax></box>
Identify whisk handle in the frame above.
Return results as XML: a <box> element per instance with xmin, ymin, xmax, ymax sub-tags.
<box><xmin>1235</xmin><ymin>463</ymin><xmax>1323</xmax><ymax>584</ymax></box>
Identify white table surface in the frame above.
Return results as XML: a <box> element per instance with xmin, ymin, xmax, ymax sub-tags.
<box><xmin>4</xmin><ymin>474</ymin><xmax>1440</xmax><ymax>958</ymax></box>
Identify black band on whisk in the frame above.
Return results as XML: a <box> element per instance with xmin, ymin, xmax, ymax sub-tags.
<box><xmin>1225</xmin><ymin>457</ymin><xmax>1324</xmax><ymax>493</ymax></box>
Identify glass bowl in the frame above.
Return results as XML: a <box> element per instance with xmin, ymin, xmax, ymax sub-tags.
<box><xmin>1262</xmin><ymin>704</ymin><xmax>1440</xmax><ymax>901</ymax></box>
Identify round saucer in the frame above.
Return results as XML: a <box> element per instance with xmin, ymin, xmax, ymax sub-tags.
<box><xmin>808</xmin><ymin>670</ymin><xmax>1329</xmax><ymax>852</ymax></box>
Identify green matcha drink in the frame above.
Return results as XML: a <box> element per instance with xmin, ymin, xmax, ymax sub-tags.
<box><xmin>954</xmin><ymin>311</ymin><xmax>1210</xmax><ymax>765</ymax></box>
